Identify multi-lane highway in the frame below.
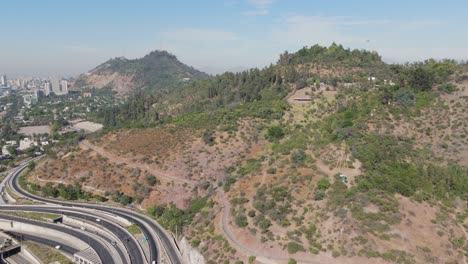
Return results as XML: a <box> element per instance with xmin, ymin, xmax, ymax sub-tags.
<box><xmin>1</xmin><ymin>159</ymin><xmax>184</xmax><ymax>264</ymax></box>
<box><xmin>0</xmin><ymin>213</ymin><xmax>114</xmax><ymax>263</ymax></box>
<box><xmin>0</xmin><ymin>205</ymin><xmax>140</xmax><ymax>264</ymax></box>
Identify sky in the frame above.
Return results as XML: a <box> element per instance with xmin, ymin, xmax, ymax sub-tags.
<box><xmin>1</xmin><ymin>0</ymin><xmax>468</xmax><ymax>77</ymax></box>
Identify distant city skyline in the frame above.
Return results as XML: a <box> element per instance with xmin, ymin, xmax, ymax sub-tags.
<box><xmin>1</xmin><ymin>0</ymin><xmax>468</xmax><ymax>76</ymax></box>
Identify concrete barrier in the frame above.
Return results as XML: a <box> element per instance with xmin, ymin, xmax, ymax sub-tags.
<box><xmin>0</xmin><ymin>220</ymin><xmax>88</xmax><ymax>250</ymax></box>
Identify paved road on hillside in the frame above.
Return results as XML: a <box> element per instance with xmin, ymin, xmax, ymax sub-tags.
<box><xmin>0</xmin><ymin>205</ymin><xmax>141</xmax><ymax>264</ymax></box>
<box><xmin>5</xmin><ymin>230</ymin><xmax>78</xmax><ymax>255</ymax></box>
<box><xmin>5</xmin><ymin>161</ymin><xmax>183</xmax><ymax>264</ymax></box>
<box><xmin>0</xmin><ymin>213</ymin><xmax>111</xmax><ymax>263</ymax></box>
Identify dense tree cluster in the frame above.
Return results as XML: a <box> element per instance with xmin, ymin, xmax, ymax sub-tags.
<box><xmin>287</xmin><ymin>43</ymin><xmax>383</xmax><ymax>68</ymax></box>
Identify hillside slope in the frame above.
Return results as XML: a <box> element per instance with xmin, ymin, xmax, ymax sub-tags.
<box><xmin>73</xmin><ymin>50</ymin><xmax>209</xmax><ymax>95</ymax></box>
<box><xmin>25</xmin><ymin>45</ymin><xmax>467</xmax><ymax>264</ymax></box>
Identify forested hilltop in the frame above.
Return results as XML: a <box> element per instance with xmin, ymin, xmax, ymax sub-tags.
<box><xmin>26</xmin><ymin>44</ymin><xmax>467</xmax><ymax>264</ymax></box>
<box><xmin>73</xmin><ymin>50</ymin><xmax>209</xmax><ymax>95</ymax></box>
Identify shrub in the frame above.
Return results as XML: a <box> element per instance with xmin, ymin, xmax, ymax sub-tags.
<box><xmin>145</xmin><ymin>174</ymin><xmax>159</xmax><ymax>186</ymax></box>
<box><xmin>202</xmin><ymin>130</ymin><xmax>215</xmax><ymax>145</ymax></box>
<box><xmin>266</xmin><ymin>126</ymin><xmax>285</xmax><ymax>142</ymax></box>
<box><xmin>287</xmin><ymin>242</ymin><xmax>305</xmax><ymax>254</ymax></box>
<box><xmin>314</xmin><ymin>189</ymin><xmax>325</xmax><ymax>201</ymax></box>
<box><xmin>438</xmin><ymin>83</ymin><xmax>456</xmax><ymax>93</ymax></box>
<box><xmin>291</xmin><ymin>150</ymin><xmax>306</xmax><ymax>165</ymax></box>
<box><xmin>295</xmin><ymin>79</ymin><xmax>307</xmax><ymax>90</ymax></box>
<box><xmin>317</xmin><ymin>178</ymin><xmax>331</xmax><ymax>190</ymax></box>
<box><xmin>235</xmin><ymin>214</ymin><xmax>248</xmax><ymax>228</ymax></box>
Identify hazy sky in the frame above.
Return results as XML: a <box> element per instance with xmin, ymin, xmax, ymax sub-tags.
<box><xmin>1</xmin><ymin>0</ymin><xmax>468</xmax><ymax>77</ymax></box>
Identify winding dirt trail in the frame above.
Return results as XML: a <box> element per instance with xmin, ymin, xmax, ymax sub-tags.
<box><xmin>80</xmin><ymin>140</ymin><xmax>193</xmax><ymax>184</ymax></box>
<box><xmin>80</xmin><ymin>140</ymin><xmax>329</xmax><ymax>264</ymax></box>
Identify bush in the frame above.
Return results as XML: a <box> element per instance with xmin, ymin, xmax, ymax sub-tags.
<box><xmin>438</xmin><ymin>83</ymin><xmax>456</xmax><ymax>93</ymax></box>
<box><xmin>234</xmin><ymin>213</ymin><xmax>248</xmax><ymax>227</ymax></box>
<box><xmin>287</xmin><ymin>242</ymin><xmax>305</xmax><ymax>254</ymax></box>
<box><xmin>314</xmin><ymin>189</ymin><xmax>325</xmax><ymax>201</ymax></box>
<box><xmin>291</xmin><ymin>150</ymin><xmax>306</xmax><ymax>165</ymax></box>
<box><xmin>145</xmin><ymin>174</ymin><xmax>159</xmax><ymax>186</ymax></box>
<box><xmin>266</xmin><ymin>126</ymin><xmax>285</xmax><ymax>142</ymax></box>
<box><xmin>288</xmin><ymin>259</ymin><xmax>297</xmax><ymax>264</ymax></box>
<box><xmin>317</xmin><ymin>178</ymin><xmax>331</xmax><ymax>190</ymax></box>
<box><xmin>295</xmin><ymin>79</ymin><xmax>307</xmax><ymax>90</ymax></box>
<box><xmin>248</xmin><ymin>210</ymin><xmax>256</xmax><ymax>217</ymax></box>
<box><xmin>202</xmin><ymin>130</ymin><xmax>215</xmax><ymax>145</ymax></box>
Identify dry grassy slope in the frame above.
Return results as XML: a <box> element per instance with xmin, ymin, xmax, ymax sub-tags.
<box><xmin>368</xmin><ymin>80</ymin><xmax>468</xmax><ymax>166</ymax></box>
<box><xmin>29</xmin><ymin>148</ymin><xmax>193</xmax><ymax>207</ymax></box>
<box><xmin>210</xmin><ymin>85</ymin><xmax>466</xmax><ymax>264</ymax></box>
<box><xmin>30</xmin><ymin>121</ymin><xmax>265</xmax><ymax>209</ymax></box>
<box><xmin>30</xmin><ymin>66</ymin><xmax>467</xmax><ymax>264</ymax></box>
<box><xmin>76</xmin><ymin>71</ymin><xmax>137</xmax><ymax>95</ymax></box>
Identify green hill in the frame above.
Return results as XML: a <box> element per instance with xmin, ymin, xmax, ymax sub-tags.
<box><xmin>73</xmin><ymin>50</ymin><xmax>209</xmax><ymax>95</ymax></box>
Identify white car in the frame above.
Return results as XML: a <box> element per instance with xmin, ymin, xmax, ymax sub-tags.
<box><xmin>95</xmin><ymin>218</ymin><xmax>101</xmax><ymax>222</ymax></box>
<box><xmin>55</xmin><ymin>245</ymin><xmax>61</xmax><ymax>250</ymax></box>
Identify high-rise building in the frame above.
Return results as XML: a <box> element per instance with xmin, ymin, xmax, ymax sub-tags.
<box><xmin>0</xmin><ymin>75</ymin><xmax>6</xmax><ymax>87</ymax></box>
<box><xmin>51</xmin><ymin>78</ymin><xmax>60</xmax><ymax>95</ymax></box>
<box><xmin>60</xmin><ymin>80</ymin><xmax>68</xmax><ymax>94</ymax></box>
<box><xmin>44</xmin><ymin>82</ymin><xmax>51</xmax><ymax>96</ymax></box>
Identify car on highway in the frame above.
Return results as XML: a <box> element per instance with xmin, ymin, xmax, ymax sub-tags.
<box><xmin>55</xmin><ymin>245</ymin><xmax>61</xmax><ymax>250</ymax></box>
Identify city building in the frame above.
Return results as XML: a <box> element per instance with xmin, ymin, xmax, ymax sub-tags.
<box><xmin>23</xmin><ymin>93</ymin><xmax>38</xmax><ymax>107</ymax></box>
<box><xmin>0</xmin><ymin>75</ymin><xmax>7</xmax><ymax>87</ymax></box>
<box><xmin>60</xmin><ymin>79</ymin><xmax>68</xmax><ymax>94</ymax></box>
<box><xmin>51</xmin><ymin>78</ymin><xmax>60</xmax><ymax>95</ymax></box>
<box><xmin>18</xmin><ymin>138</ymin><xmax>37</xmax><ymax>151</ymax></box>
<box><xmin>43</xmin><ymin>82</ymin><xmax>51</xmax><ymax>96</ymax></box>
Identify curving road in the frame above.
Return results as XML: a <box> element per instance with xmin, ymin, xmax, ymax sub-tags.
<box><xmin>4</xmin><ymin>230</ymin><xmax>79</xmax><ymax>255</ymax></box>
<box><xmin>0</xmin><ymin>213</ymin><xmax>113</xmax><ymax>263</ymax></box>
<box><xmin>6</xmin><ymin>160</ymin><xmax>183</xmax><ymax>264</ymax></box>
<box><xmin>0</xmin><ymin>205</ymin><xmax>141</xmax><ymax>264</ymax></box>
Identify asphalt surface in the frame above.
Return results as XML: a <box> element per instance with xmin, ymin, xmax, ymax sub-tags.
<box><xmin>0</xmin><ymin>206</ymin><xmax>140</xmax><ymax>264</ymax></box>
<box><xmin>0</xmin><ymin>213</ymin><xmax>113</xmax><ymax>264</ymax></box>
<box><xmin>8</xmin><ymin>160</ymin><xmax>183</xmax><ymax>264</ymax></box>
<box><xmin>4</xmin><ymin>230</ymin><xmax>78</xmax><ymax>255</ymax></box>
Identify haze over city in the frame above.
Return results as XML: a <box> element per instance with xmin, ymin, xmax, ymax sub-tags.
<box><xmin>1</xmin><ymin>0</ymin><xmax>468</xmax><ymax>76</ymax></box>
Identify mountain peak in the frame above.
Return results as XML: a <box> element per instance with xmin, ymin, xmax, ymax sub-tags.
<box><xmin>74</xmin><ymin>50</ymin><xmax>208</xmax><ymax>95</ymax></box>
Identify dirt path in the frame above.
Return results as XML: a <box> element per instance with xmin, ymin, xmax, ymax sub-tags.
<box><xmin>35</xmin><ymin>174</ymin><xmax>106</xmax><ymax>194</ymax></box>
<box><xmin>80</xmin><ymin>140</ymin><xmax>194</xmax><ymax>184</ymax></box>
<box><xmin>81</xmin><ymin>140</ymin><xmax>328</xmax><ymax>264</ymax></box>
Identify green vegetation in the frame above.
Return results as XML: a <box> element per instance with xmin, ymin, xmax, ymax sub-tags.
<box><xmin>285</xmin><ymin>43</ymin><xmax>385</xmax><ymax>70</ymax></box>
<box><xmin>126</xmin><ymin>224</ymin><xmax>142</xmax><ymax>235</ymax></box>
<box><xmin>20</xmin><ymin>167</ymin><xmax>107</xmax><ymax>203</ymax></box>
<box><xmin>111</xmin><ymin>192</ymin><xmax>133</xmax><ymax>206</ymax></box>
<box><xmin>287</xmin><ymin>241</ymin><xmax>305</xmax><ymax>254</ymax></box>
<box><xmin>147</xmin><ymin>196</ymin><xmax>210</xmax><ymax>233</ymax></box>
<box><xmin>0</xmin><ymin>211</ymin><xmax>60</xmax><ymax>222</ymax></box>
<box><xmin>77</xmin><ymin>50</ymin><xmax>208</xmax><ymax>93</ymax></box>
<box><xmin>266</xmin><ymin>126</ymin><xmax>285</xmax><ymax>142</ymax></box>
<box><xmin>24</xmin><ymin>242</ymin><xmax>73</xmax><ymax>264</ymax></box>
